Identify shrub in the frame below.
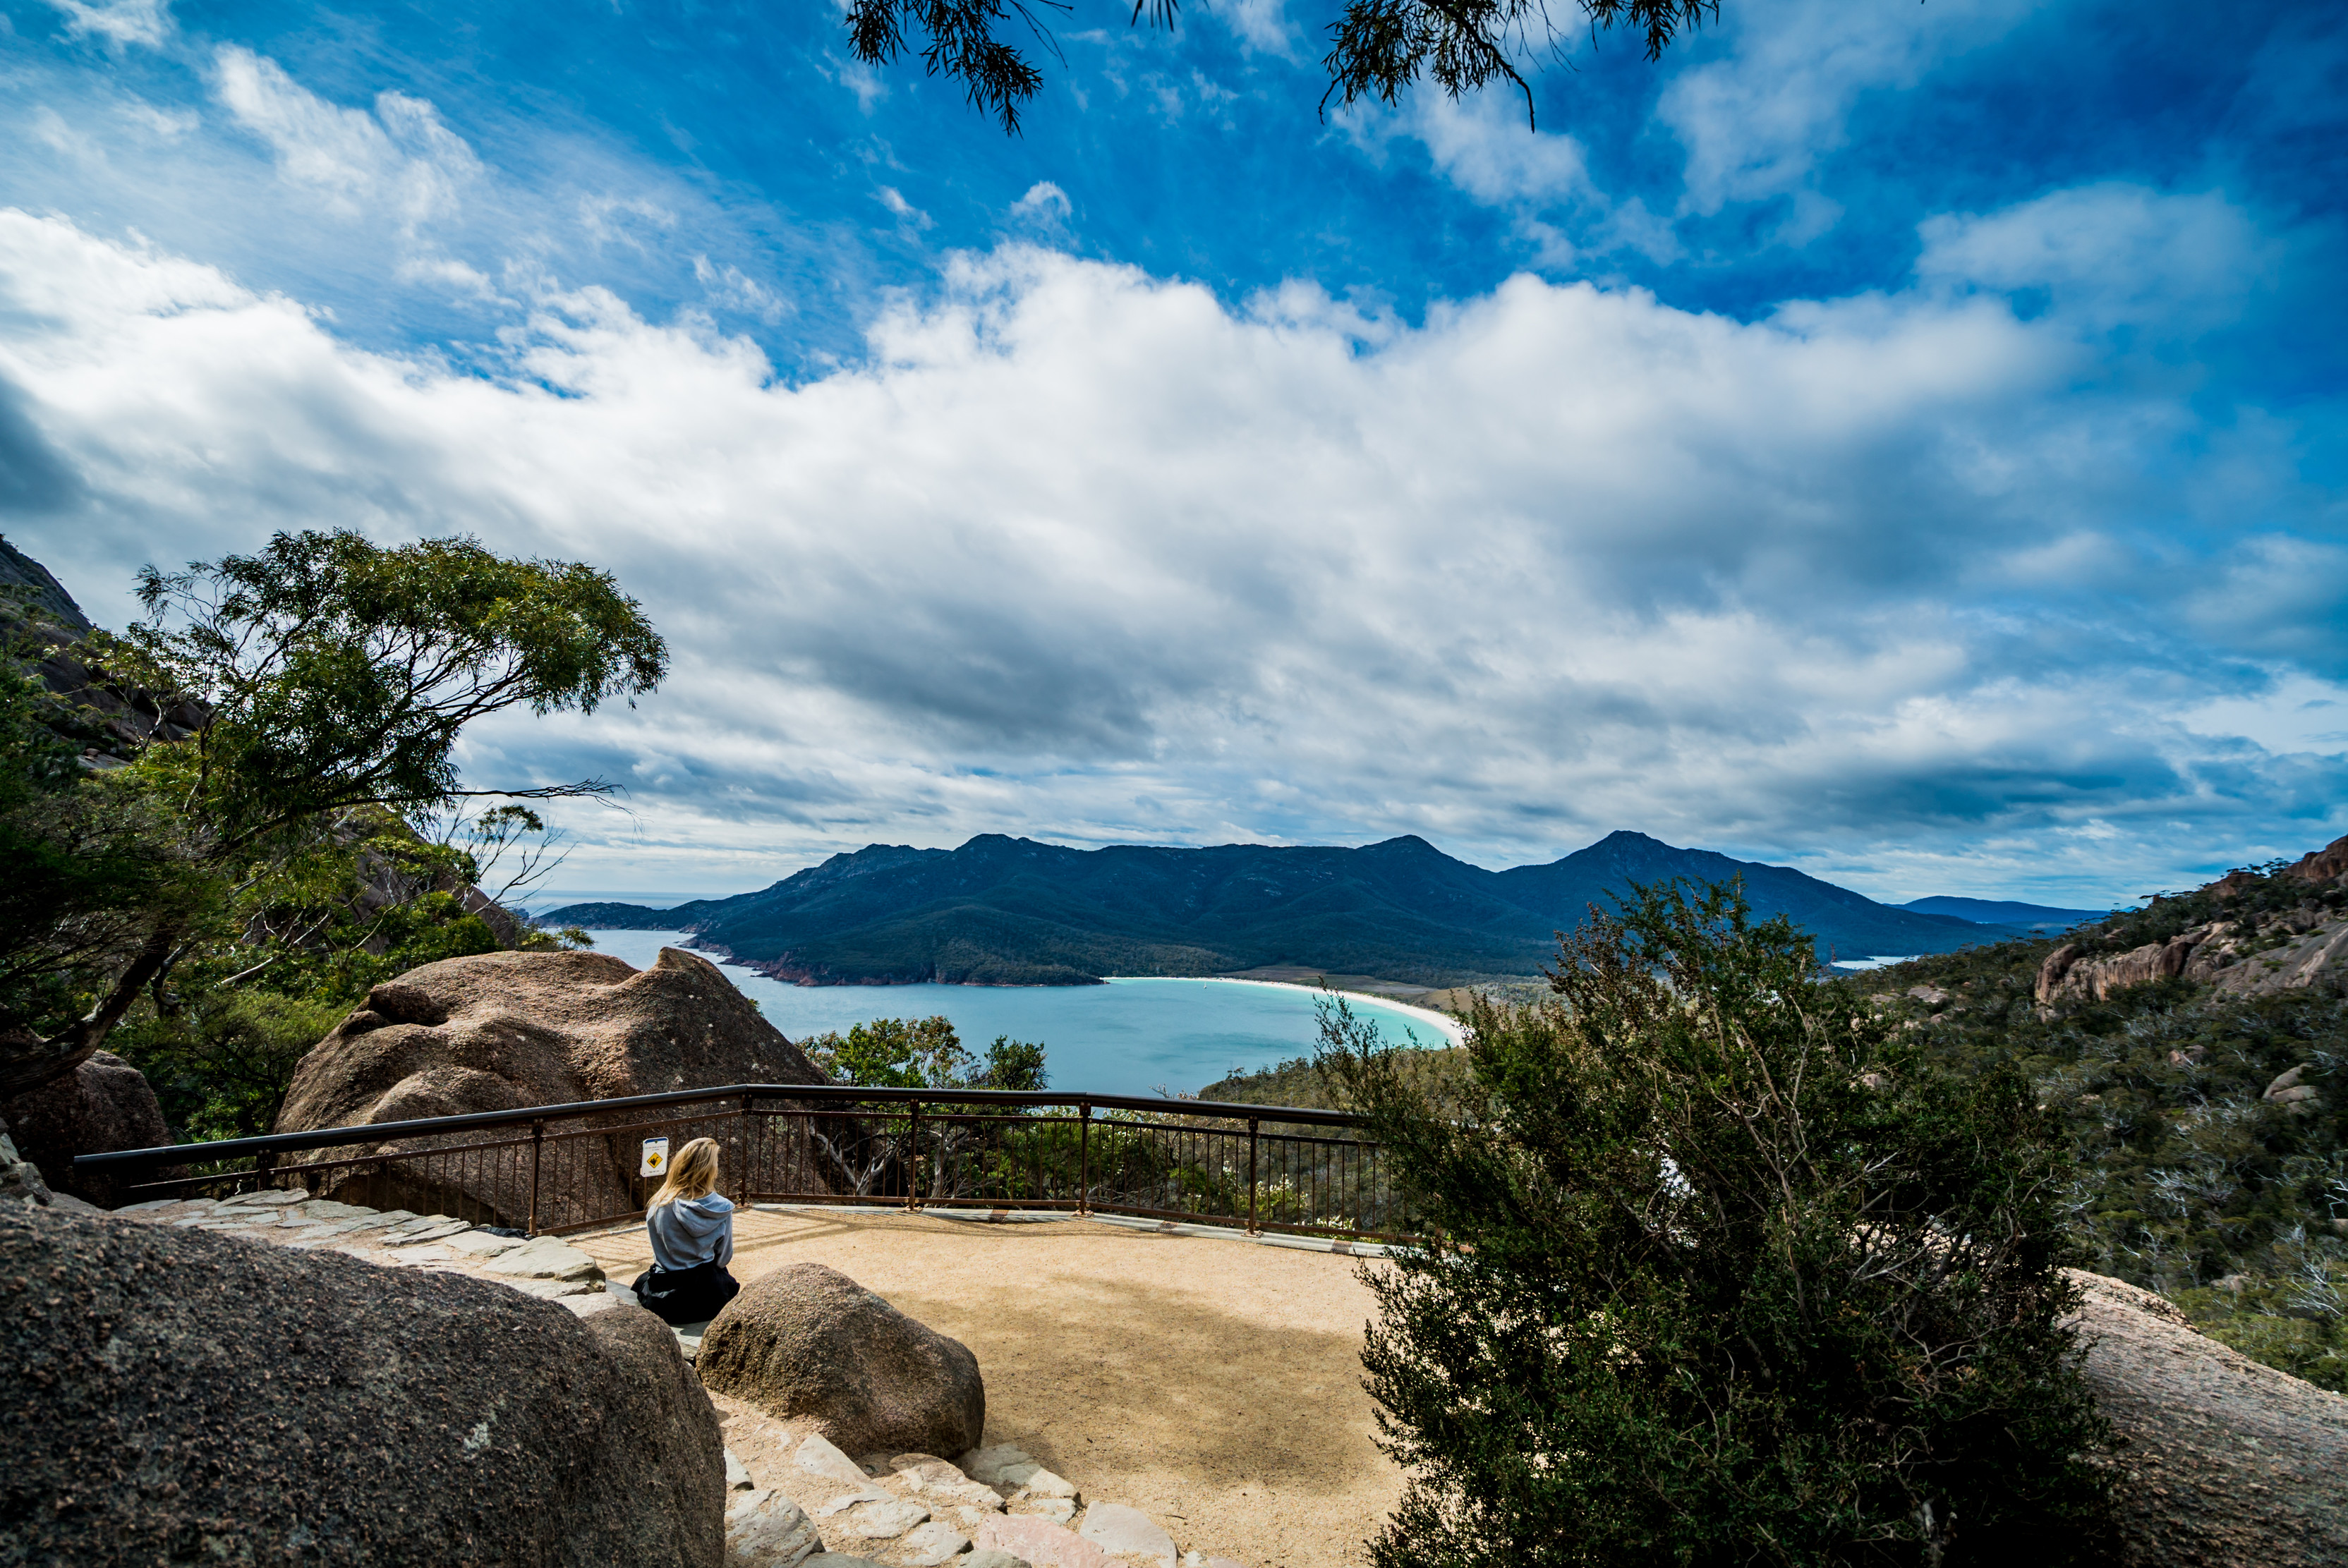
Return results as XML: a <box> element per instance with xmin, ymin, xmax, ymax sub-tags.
<box><xmin>1320</xmin><ymin>879</ymin><xmax>2114</xmax><ymax>1567</ymax></box>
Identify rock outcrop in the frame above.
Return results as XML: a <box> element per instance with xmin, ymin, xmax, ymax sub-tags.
<box><xmin>0</xmin><ymin>1049</ymin><xmax>171</xmax><ymax>1206</ymax></box>
<box><xmin>698</xmin><ymin>1262</ymin><xmax>986</xmax><ymax>1459</ymax></box>
<box><xmin>2036</xmin><ymin>912</ymin><xmax>2348</xmax><ymax>1007</ymax></box>
<box><xmin>274</xmin><ymin>947</ymin><xmax>829</xmax><ymax>1224</ymax></box>
<box><xmin>1</xmin><ymin>1202</ymin><xmax>725</xmax><ymax>1564</ymax></box>
<box><xmin>2068</xmin><ymin>1270</ymin><xmax>2348</xmax><ymax>1566</ymax></box>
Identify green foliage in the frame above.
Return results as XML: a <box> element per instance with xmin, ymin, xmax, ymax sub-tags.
<box><xmin>111</xmin><ymin>990</ymin><xmax>347</xmax><ymax>1142</ymax></box>
<box><xmin>1322</xmin><ymin>880</ymin><xmax>2113</xmax><ymax>1568</ymax></box>
<box><xmin>801</xmin><ymin>1015</ymin><xmax>1051</xmax><ymax>1091</ymax></box>
<box><xmin>0</xmin><ymin>607</ymin><xmax>217</xmax><ymax>1044</ymax></box>
<box><xmin>118</xmin><ymin>530</ymin><xmax>665</xmax><ymax>849</ymax></box>
<box><xmin>842</xmin><ymin>0</ymin><xmax>1715</xmax><ymax>133</ymax></box>
<box><xmin>1</xmin><ymin>530</ymin><xmax>665</xmax><ymax>1109</ymax></box>
<box><xmin>978</xmin><ymin>1034</ymin><xmax>1050</xmax><ymax>1091</ymax></box>
<box><xmin>1872</xmin><ymin>871</ymin><xmax>2348</xmax><ymax>1392</ymax></box>
<box><xmin>1202</xmin><ymin>1044</ymin><xmax>1475</xmax><ymax>1120</ymax></box>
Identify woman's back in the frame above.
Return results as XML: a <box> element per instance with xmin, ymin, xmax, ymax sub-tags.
<box><xmin>648</xmin><ymin>1191</ymin><xmax>735</xmax><ymax>1272</ymax></box>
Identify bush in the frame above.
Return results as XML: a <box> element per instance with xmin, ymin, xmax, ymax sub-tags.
<box><xmin>1320</xmin><ymin>880</ymin><xmax>2114</xmax><ymax>1568</ymax></box>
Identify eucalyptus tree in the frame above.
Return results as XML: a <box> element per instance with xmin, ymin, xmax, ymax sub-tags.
<box><xmin>845</xmin><ymin>0</ymin><xmax>1717</xmax><ymax>131</ymax></box>
<box><xmin>1</xmin><ymin>529</ymin><xmax>665</xmax><ymax>1098</ymax></box>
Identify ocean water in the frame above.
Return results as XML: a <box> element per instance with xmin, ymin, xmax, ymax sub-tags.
<box><xmin>579</xmin><ymin>930</ymin><xmax>1457</xmax><ymax>1098</ymax></box>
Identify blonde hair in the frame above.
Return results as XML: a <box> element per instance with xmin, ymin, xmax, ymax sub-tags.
<box><xmin>649</xmin><ymin>1136</ymin><xmax>722</xmax><ymax>1208</ymax></box>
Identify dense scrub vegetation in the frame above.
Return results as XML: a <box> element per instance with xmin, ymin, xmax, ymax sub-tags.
<box><xmin>1870</xmin><ymin>860</ymin><xmax>2348</xmax><ymax>1391</ymax></box>
<box><xmin>1322</xmin><ymin>881</ymin><xmax>2114</xmax><ymax>1567</ymax></box>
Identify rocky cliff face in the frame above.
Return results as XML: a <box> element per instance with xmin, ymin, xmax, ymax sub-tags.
<box><xmin>2035</xmin><ymin>833</ymin><xmax>2348</xmax><ymax>1009</ymax></box>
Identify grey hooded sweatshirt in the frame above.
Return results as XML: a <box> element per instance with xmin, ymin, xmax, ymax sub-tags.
<box><xmin>647</xmin><ymin>1192</ymin><xmax>735</xmax><ymax>1272</ymax></box>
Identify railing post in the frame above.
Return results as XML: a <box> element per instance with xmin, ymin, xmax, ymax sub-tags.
<box><xmin>1077</xmin><ymin>1101</ymin><xmax>1091</xmax><ymax>1217</ymax></box>
<box><xmin>250</xmin><ymin>1146</ymin><xmax>276</xmax><ymax>1199</ymax></box>
<box><xmin>906</xmin><ymin>1100</ymin><xmax>921</xmax><ymax>1212</ymax></box>
<box><xmin>737</xmin><ymin>1095</ymin><xmax>752</xmax><ymax>1206</ymax></box>
<box><xmin>528</xmin><ymin>1119</ymin><xmax>545</xmax><ymax>1236</ymax></box>
<box><xmin>1247</xmin><ymin>1118</ymin><xmax>1259</xmax><ymax>1236</ymax></box>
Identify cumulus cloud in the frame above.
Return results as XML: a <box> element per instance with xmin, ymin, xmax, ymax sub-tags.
<box><xmin>3</xmin><ymin>207</ymin><xmax>2339</xmax><ymax>900</ymax></box>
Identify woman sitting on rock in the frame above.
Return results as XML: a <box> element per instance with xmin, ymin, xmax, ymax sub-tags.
<box><xmin>630</xmin><ymin>1136</ymin><xmax>742</xmax><ymax>1326</ymax></box>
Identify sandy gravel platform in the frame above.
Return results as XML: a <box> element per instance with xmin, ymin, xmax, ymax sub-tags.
<box><xmin>571</xmin><ymin>1207</ymin><xmax>1400</xmax><ymax>1567</ymax></box>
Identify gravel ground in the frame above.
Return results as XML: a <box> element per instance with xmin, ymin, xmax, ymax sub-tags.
<box><xmin>572</xmin><ymin>1207</ymin><xmax>1401</xmax><ymax>1568</ymax></box>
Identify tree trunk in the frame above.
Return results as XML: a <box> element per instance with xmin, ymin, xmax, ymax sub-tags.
<box><xmin>0</xmin><ymin>928</ymin><xmax>176</xmax><ymax>1098</ymax></box>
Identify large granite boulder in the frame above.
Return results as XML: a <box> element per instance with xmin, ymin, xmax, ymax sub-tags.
<box><xmin>698</xmin><ymin>1262</ymin><xmax>986</xmax><ymax>1459</ymax></box>
<box><xmin>2069</xmin><ymin>1270</ymin><xmax>2348</xmax><ymax>1565</ymax></box>
<box><xmin>0</xmin><ymin>1203</ymin><xmax>724</xmax><ymax>1564</ymax></box>
<box><xmin>0</xmin><ymin>1050</ymin><xmax>170</xmax><ymax>1207</ymax></box>
<box><xmin>273</xmin><ymin>947</ymin><xmax>828</xmax><ymax>1224</ymax></box>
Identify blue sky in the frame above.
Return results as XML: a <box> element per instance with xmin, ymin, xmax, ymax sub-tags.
<box><xmin>2</xmin><ymin>0</ymin><xmax>2344</xmax><ymax>906</ymax></box>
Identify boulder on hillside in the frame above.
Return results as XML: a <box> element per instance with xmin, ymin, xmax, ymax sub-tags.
<box><xmin>0</xmin><ymin>1050</ymin><xmax>171</xmax><ymax>1206</ymax></box>
<box><xmin>2068</xmin><ymin>1270</ymin><xmax>2348</xmax><ymax>1566</ymax></box>
<box><xmin>0</xmin><ymin>1203</ymin><xmax>725</xmax><ymax>1564</ymax></box>
<box><xmin>698</xmin><ymin>1262</ymin><xmax>986</xmax><ymax>1459</ymax></box>
<box><xmin>273</xmin><ymin>947</ymin><xmax>829</xmax><ymax>1224</ymax></box>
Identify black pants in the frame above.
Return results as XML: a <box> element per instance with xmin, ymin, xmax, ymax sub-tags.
<box><xmin>630</xmin><ymin>1258</ymin><xmax>741</xmax><ymax>1325</ymax></box>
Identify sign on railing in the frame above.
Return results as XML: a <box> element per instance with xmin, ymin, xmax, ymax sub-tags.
<box><xmin>75</xmin><ymin>1084</ymin><xmax>1418</xmax><ymax>1244</ymax></box>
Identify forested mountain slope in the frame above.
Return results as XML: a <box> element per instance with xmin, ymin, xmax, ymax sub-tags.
<box><xmin>543</xmin><ymin>829</ymin><xmax>2052</xmax><ymax>985</ymax></box>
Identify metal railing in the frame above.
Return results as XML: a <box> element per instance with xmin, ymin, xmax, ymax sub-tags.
<box><xmin>74</xmin><ymin>1084</ymin><xmax>1419</xmax><ymax>1244</ymax></box>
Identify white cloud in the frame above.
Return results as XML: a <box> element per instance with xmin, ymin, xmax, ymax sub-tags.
<box><xmin>43</xmin><ymin>0</ymin><xmax>171</xmax><ymax>48</ymax></box>
<box><xmin>1</xmin><ymin>207</ymin><xmax>2337</xmax><ymax>900</ymax></box>
<box><xmin>1659</xmin><ymin>0</ymin><xmax>2031</xmax><ymax>229</ymax></box>
<box><xmin>1359</xmin><ymin>95</ymin><xmax>1682</xmax><ymax>266</ymax></box>
<box><xmin>1010</xmin><ymin>181</ymin><xmax>1072</xmax><ymax>226</ymax></box>
<box><xmin>1918</xmin><ymin>184</ymin><xmax>2274</xmax><ymax>332</ymax></box>
<box><xmin>876</xmin><ymin>185</ymin><xmax>933</xmax><ymax>229</ymax></box>
<box><xmin>209</xmin><ymin>47</ymin><xmax>483</xmax><ymax>231</ymax></box>
<box><xmin>692</xmin><ymin>255</ymin><xmax>788</xmax><ymax>324</ymax></box>
<box><xmin>397</xmin><ymin>254</ymin><xmax>506</xmax><ymax>303</ymax></box>
<box><xmin>1216</xmin><ymin>0</ymin><xmax>1295</xmax><ymax>56</ymax></box>
<box><xmin>1412</xmin><ymin>95</ymin><xmax>1591</xmax><ymax>207</ymax></box>
<box><xmin>119</xmin><ymin>99</ymin><xmax>199</xmax><ymax>138</ymax></box>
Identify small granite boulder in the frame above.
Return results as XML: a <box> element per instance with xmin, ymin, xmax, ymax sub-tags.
<box><xmin>698</xmin><ymin>1262</ymin><xmax>986</xmax><ymax>1459</ymax></box>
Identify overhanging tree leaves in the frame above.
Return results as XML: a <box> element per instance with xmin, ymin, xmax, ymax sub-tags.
<box><xmin>123</xmin><ymin>530</ymin><xmax>665</xmax><ymax>850</ymax></box>
<box><xmin>1319</xmin><ymin>878</ymin><xmax>2114</xmax><ymax>1567</ymax></box>
<box><xmin>844</xmin><ymin>0</ymin><xmax>1717</xmax><ymax>132</ymax></box>
<box><xmin>4</xmin><ymin>530</ymin><xmax>665</xmax><ymax>1095</ymax></box>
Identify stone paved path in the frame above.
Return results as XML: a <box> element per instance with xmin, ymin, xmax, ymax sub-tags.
<box><xmin>111</xmin><ymin>1191</ymin><xmax>619</xmax><ymax>1318</ymax></box>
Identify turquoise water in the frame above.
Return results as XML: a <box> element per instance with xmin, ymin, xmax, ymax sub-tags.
<box><xmin>580</xmin><ymin>930</ymin><xmax>1456</xmax><ymax>1098</ymax></box>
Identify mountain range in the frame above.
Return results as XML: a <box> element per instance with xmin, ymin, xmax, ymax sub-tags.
<box><xmin>538</xmin><ymin>830</ymin><xmax>2112</xmax><ymax>986</ymax></box>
